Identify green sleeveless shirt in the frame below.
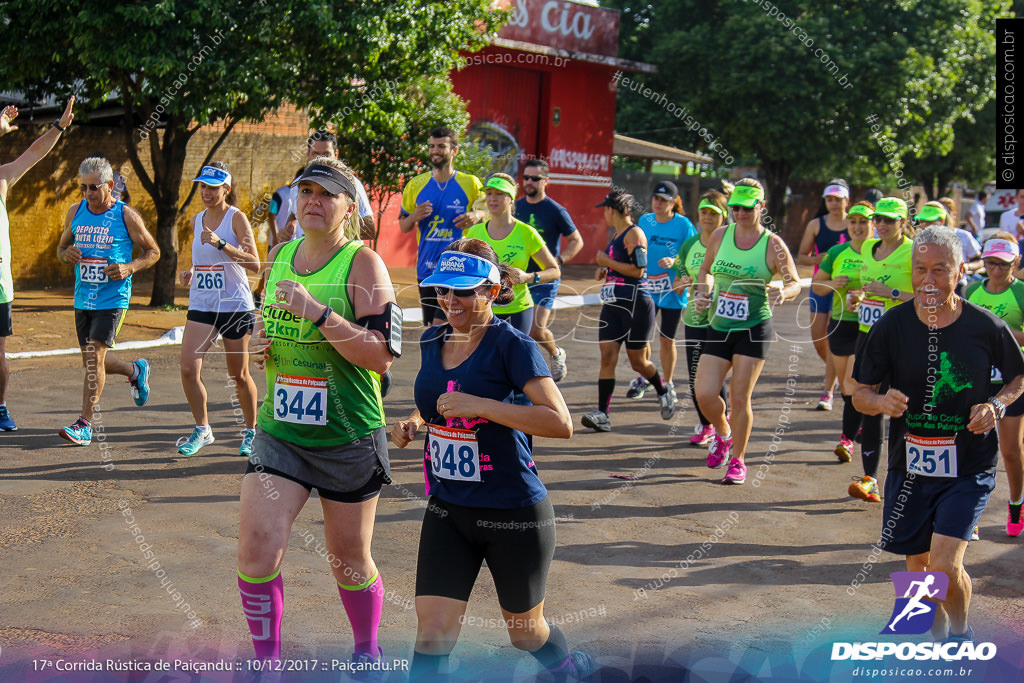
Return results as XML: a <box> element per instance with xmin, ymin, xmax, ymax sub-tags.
<box><xmin>709</xmin><ymin>224</ymin><xmax>773</xmax><ymax>331</ymax></box>
<box><xmin>259</xmin><ymin>239</ymin><xmax>384</xmax><ymax>446</ymax></box>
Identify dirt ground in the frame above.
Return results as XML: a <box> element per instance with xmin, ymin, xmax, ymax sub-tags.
<box><xmin>0</xmin><ymin>269</ymin><xmax>1021</xmax><ymax>683</ymax></box>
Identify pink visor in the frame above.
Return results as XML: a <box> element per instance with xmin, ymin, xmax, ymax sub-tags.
<box><xmin>823</xmin><ymin>184</ymin><xmax>850</xmax><ymax>199</ymax></box>
<box><xmin>982</xmin><ymin>238</ymin><xmax>1020</xmax><ymax>262</ymax></box>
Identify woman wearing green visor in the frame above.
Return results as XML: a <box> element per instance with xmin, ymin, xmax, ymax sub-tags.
<box><xmin>466</xmin><ymin>173</ymin><xmax>561</xmax><ymax>334</ymax></box>
<box><xmin>694</xmin><ymin>179</ymin><xmax>801</xmax><ymax>485</ymax></box>
<box><xmin>811</xmin><ymin>200</ymin><xmax>873</xmax><ymax>464</ymax></box>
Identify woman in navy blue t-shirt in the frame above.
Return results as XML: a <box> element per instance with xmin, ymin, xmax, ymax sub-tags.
<box><xmin>392</xmin><ymin>238</ymin><xmax>593</xmax><ymax>682</ymax></box>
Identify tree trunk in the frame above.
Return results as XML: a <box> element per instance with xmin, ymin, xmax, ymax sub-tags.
<box><xmin>147</xmin><ymin>122</ymin><xmax>190</xmax><ymax>307</ymax></box>
<box><xmin>760</xmin><ymin>158</ymin><xmax>794</xmax><ymax>247</ymax></box>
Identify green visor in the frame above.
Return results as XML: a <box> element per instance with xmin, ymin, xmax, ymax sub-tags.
<box><xmin>727</xmin><ymin>185</ymin><xmax>764</xmax><ymax>208</ymax></box>
<box><xmin>871</xmin><ymin>197</ymin><xmax>908</xmax><ymax>220</ymax></box>
<box><xmin>915</xmin><ymin>205</ymin><xmax>947</xmax><ymax>223</ymax></box>
<box><xmin>484</xmin><ymin>176</ymin><xmax>517</xmax><ymax>198</ymax></box>
<box><xmin>847</xmin><ymin>205</ymin><xmax>872</xmax><ymax>219</ymax></box>
<box><xmin>698</xmin><ymin>199</ymin><xmax>725</xmax><ymax>216</ymax></box>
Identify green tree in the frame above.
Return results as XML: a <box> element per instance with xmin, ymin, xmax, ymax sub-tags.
<box><xmin>0</xmin><ymin>0</ymin><xmax>495</xmax><ymax>304</ymax></box>
<box><xmin>608</xmin><ymin>0</ymin><xmax>1005</xmax><ymax>232</ymax></box>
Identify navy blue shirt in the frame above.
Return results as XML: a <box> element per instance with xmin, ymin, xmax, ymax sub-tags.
<box><xmin>415</xmin><ymin>317</ymin><xmax>552</xmax><ymax>509</ymax></box>
<box><xmin>515</xmin><ymin>197</ymin><xmax>577</xmax><ymax>273</ymax></box>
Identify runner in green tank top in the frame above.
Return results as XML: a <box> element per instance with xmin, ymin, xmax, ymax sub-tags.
<box><xmin>965</xmin><ymin>233</ymin><xmax>1024</xmax><ymax>536</ymax></box>
<box><xmin>846</xmin><ymin>197</ymin><xmax>915</xmax><ymax>504</ymax></box>
<box><xmin>238</xmin><ymin>159</ymin><xmax>400</xmax><ymax>667</ymax></box>
<box><xmin>673</xmin><ymin>190</ymin><xmax>729</xmax><ymax>446</ymax></box>
<box><xmin>811</xmin><ymin>200</ymin><xmax>873</xmax><ymax>464</ymax></box>
<box><xmin>692</xmin><ymin>180</ymin><xmax>801</xmax><ymax>486</ymax></box>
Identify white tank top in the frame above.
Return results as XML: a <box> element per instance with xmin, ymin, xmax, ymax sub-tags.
<box><xmin>189</xmin><ymin>206</ymin><xmax>255</xmax><ymax>313</ymax></box>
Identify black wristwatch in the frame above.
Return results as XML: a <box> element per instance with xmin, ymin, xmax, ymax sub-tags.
<box><xmin>313</xmin><ymin>305</ymin><xmax>333</xmax><ymax>328</ymax></box>
<box><xmin>51</xmin><ymin>119</ymin><xmax>66</xmax><ymax>132</ymax></box>
<box><xmin>217</xmin><ymin>238</ymin><xmax>226</xmax><ymax>250</ymax></box>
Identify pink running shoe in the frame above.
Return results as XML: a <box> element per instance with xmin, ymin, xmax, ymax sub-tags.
<box><xmin>834</xmin><ymin>437</ymin><xmax>853</xmax><ymax>463</ymax></box>
<box><xmin>722</xmin><ymin>457</ymin><xmax>746</xmax><ymax>484</ymax></box>
<box><xmin>1008</xmin><ymin>502</ymin><xmax>1023</xmax><ymax>537</ymax></box>
<box><xmin>707</xmin><ymin>434</ymin><xmax>732</xmax><ymax>469</ymax></box>
<box><xmin>690</xmin><ymin>424</ymin><xmax>716</xmax><ymax>446</ymax></box>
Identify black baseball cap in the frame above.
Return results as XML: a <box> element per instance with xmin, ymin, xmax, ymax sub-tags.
<box><xmin>291</xmin><ymin>163</ymin><xmax>358</xmax><ymax>199</ymax></box>
<box><xmin>653</xmin><ymin>181</ymin><xmax>678</xmax><ymax>200</ymax></box>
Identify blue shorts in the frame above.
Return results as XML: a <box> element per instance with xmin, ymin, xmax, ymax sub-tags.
<box><xmin>528</xmin><ymin>279</ymin><xmax>560</xmax><ymax>310</ymax></box>
<box><xmin>808</xmin><ymin>287</ymin><xmax>833</xmax><ymax>315</ymax></box>
<box><xmin>879</xmin><ymin>470</ymin><xmax>996</xmax><ymax>556</ymax></box>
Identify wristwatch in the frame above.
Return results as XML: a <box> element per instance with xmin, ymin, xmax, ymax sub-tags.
<box><xmin>217</xmin><ymin>238</ymin><xmax>226</xmax><ymax>250</ymax></box>
<box><xmin>890</xmin><ymin>288</ymin><xmax>900</xmax><ymax>301</ymax></box>
<box><xmin>533</xmin><ymin>273</ymin><xmax>541</xmax><ymax>284</ymax></box>
<box><xmin>51</xmin><ymin>119</ymin><xmax>66</xmax><ymax>132</ymax></box>
<box><xmin>988</xmin><ymin>397</ymin><xmax>1007</xmax><ymax>420</ymax></box>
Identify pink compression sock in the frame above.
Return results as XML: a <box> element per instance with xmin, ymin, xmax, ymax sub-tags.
<box><xmin>238</xmin><ymin>570</ymin><xmax>284</xmax><ymax>662</ymax></box>
<box><xmin>338</xmin><ymin>569</ymin><xmax>384</xmax><ymax>656</ymax></box>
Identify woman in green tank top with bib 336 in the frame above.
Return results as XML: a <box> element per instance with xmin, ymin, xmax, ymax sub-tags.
<box><xmin>846</xmin><ymin>197</ymin><xmax>914</xmax><ymax>504</ymax></box>
<box><xmin>673</xmin><ymin>190</ymin><xmax>730</xmax><ymax>447</ymax></box>
<box><xmin>811</xmin><ymin>200</ymin><xmax>873</xmax><ymax>465</ymax></box>
<box><xmin>237</xmin><ymin>158</ymin><xmax>400</xmax><ymax>667</ymax></box>
<box><xmin>965</xmin><ymin>233</ymin><xmax>1024</xmax><ymax>537</ymax></box>
<box><xmin>693</xmin><ymin>179</ymin><xmax>801</xmax><ymax>486</ymax></box>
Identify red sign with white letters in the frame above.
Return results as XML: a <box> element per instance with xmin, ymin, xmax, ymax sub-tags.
<box><xmin>497</xmin><ymin>0</ymin><xmax>619</xmax><ymax>57</ymax></box>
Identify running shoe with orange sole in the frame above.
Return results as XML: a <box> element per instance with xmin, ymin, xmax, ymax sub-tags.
<box><xmin>848</xmin><ymin>475</ymin><xmax>881</xmax><ymax>502</ymax></box>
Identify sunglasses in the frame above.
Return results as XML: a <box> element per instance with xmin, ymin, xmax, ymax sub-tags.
<box><xmin>79</xmin><ymin>183</ymin><xmax>106</xmax><ymax>192</ymax></box>
<box><xmin>435</xmin><ymin>286</ymin><xmax>480</xmax><ymax>298</ymax></box>
<box><xmin>732</xmin><ymin>205</ymin><xmax>756</xmax><ymax>213</ymax></box>
<box><xmin>523</xmin><ymin>175</ymin><xmax>547</xmax><ymax>182</ymax></box>
<box><xmin>873</xmin><ymin>216</ymin><xmax>898</xmax><ymax>224</ymax></box>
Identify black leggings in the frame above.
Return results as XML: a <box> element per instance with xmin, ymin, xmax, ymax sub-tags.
<box><xmin>855</xmin><ymin>331</ymin><xmax>883</xmax><ymax>477</ymax></box>
<box><xmin>684</xmin><ymin>325</ymin><xmax>727</xmax><ymax>426</ymax></box>
<box><xmin>416</xmin><ymin>496</ymin><xmax>556</xmax><ymax>614</ymax></box>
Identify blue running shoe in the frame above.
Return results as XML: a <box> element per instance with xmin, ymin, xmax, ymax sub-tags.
<box><xmin>0</xmin><ymin>406</ymin><xmax>17</xmax><ymax>431</ymax></box>
<box><xmin>239</xmin><ymin>428</ymin><xmax>256</xmax><ymax>457</ymax></box>
<box><xmin>130</xmin><ymin>359</ymin><xmax>151</xmax><ymax>407</ymax></box>
<box><xmin>176</xmin><ymin>426</ymin><xmax>214</xmax><ymax>455</ymax></box>
<box><xmin>60</xmin><ymin>419</ymin><xmax>92</xmax><ymax>445</ymax></box>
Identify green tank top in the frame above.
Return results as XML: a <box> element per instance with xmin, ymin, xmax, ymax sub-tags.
<box><xmin>709</xmin><ymin>224</ymin><xmax>773</xmax><ymax>331</ymax></box>
<box><xmin>676</xmin><ymin>233</ymin><xmax>711</xmax><ymax>328</ymax></box>
<box><xmin>966</xmin><ymin>279</ymin><xmax>1024</xmax><ymax>334</ymax></box>
<box><xmin>858</xmin><ymin>236</ymin><xmax>913</xmax><ymax>333</ymax></box>
<box><xmin>818</xmin><ymin>242</ymin><xmax>863</xmax><ymax>322</ymax></box>
<box><xmin>259</xmin><ymin>239</ymin><xmax>384</xmax><ymax>447</ymax></box>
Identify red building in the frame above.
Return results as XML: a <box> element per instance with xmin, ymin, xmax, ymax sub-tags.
<box><xmin>375</xmin><ymin>0</ymin><xmax>654</xmax><ymax>267</ymax></box>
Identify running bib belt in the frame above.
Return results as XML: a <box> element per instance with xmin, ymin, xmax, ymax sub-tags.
<box><xmin>465</xmin><ymin>219</ymin><xmax>545</xmax><ymax>315</ymax></box>
<box><xmin>677</xmin><ymin>234</ymin><xmax>711</xmax><ymax>328</ymax></box>
<box><xmin>905</xmin><ymin>435</ymin><xmax>957</xmax><ymax>478</ymax></box>
<box><xmin>818</xmin><ymin>242</ymin><xmax>863</xmax><ymax>322</ymax></box>
<box><xmin>427</xmin><ymin>424</ymin><xmax>482</xmax><ymax>482</ymax></box>
<box><xmin>72</xmin><ymin>200</ymin><xmax>133</xmax><ymax>310</ymax></box>
<box><xmin>709</xmin><ymin>224</ymin><xmax>772</xmax><ymax>331</ymax></box>
<box><xmin>259</xmin><ymin>239</ymin><xmax>384</xmax><ymax>447</ymax></box>
<box><xmin>189</xmin><ymin>207</ymin><xmax>254</xmax><ymax>313</ymax></box>
<box><xmin>858</xmin><ymin>236</ymin><xmax>913</xmax><ymax>334</ymax></box>
<box><xmin>401</xmin><ymin>171</ymin><xmax>484</xmax><ymax>279</ymax></box>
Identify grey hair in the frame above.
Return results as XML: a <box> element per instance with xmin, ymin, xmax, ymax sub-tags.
<box><xmin>79</xmin><ymin>156</ymin><xmax>113</xmax><ymax>184</ymax></box>
<box><xmin>913</xmin><ymin>225</ymin><xmax>963</xmax><ymax>265</ymax></box>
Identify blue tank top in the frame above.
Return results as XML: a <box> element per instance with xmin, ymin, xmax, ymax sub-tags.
<box><xmin>601</xmin><ymin>226</ymin><xmax>649</xmax><ymax>303</ymax></box>
<box><xmin>72</xmin><ymin>200</ymin><xmax>134</xmax><ymax>310</ymax></box>
<box><xmin>638</xmin><ymin>213</ymin><xmax>696</xmax><ymax>309</ymax></box>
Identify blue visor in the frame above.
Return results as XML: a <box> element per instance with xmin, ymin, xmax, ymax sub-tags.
<box><xmin>420</xmin><ymin>251</ymin><xmax>500</xmax><ymax>289</ymax></box>
<box><xmin>192</xmin><ymin>166</ymin><xmax>231</xmax><ymax>187</ymax></box>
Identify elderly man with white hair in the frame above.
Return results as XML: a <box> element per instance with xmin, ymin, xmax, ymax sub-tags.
<box><xmin>852</xmin><ymin>225</ymin><xmax>1024</xmax><ymax>643</ymax></box>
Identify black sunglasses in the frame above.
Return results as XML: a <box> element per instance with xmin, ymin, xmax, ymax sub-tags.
<box><xmin>435</xmin><ymin>286</ymin><xmax>480</xmax><ymax>298</ymax></box>
<box><xmin>523</xmin><ymin>175</ymin><xmax>547</xmax><ymax>182</ymax></box>
<box><xmin>79</xmin><ymin>183</ymin><xmax>106</xmax><ymax>192</ymax></box>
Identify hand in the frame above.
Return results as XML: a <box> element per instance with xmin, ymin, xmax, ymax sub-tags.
<box><xmin>595</xmin><ymin>250</ymin><xmax>611</xmax><ymax>268</ymax></box>
<box><xmin>250</xmin><ymin>325</ymin><xmax>272</xmax><ymax>369</ymax></box>
<box><xmin>453</xmin><ymin>211</ymin><xmax>481</xmax><ymax>230</ymax></box>
<box><xmin>767</xmin><ymin>284</ymin><xmax>785</xmax><ymax>306</ymax></box>
<box><xmin>510</xmin><ymin>267</ymin><xmax>529</xmax><ymax>285</ymax></box>
<box><xmin>410</xmin><ymin>201</ymin><xmax>433</xmax><ymax>223</ymax></box>
<box><xmin>694</xmin><ymin>292</ymin><xmax>712</xmax><ymax>312</ymax></box>
<box><xmin>391</xmin><ymin>419</ymin><xmax>420</xmax><ymax>448</ymax></box>
<box><xmin>0</xmin><ymin>105</ymin><xmax>18</xmax><ymax>134</ymax></box>
<box><xmin>436</xmin><ymin>391</ymin><xmax>481</xmax><ymax>420</ymax></box>
<box><xmin>877</xmin><ymin>388</ymin><xmax>909</xmax><ymax>418</ymax></box>
<box><xmin>967</xmin><ymin>402</ymin><xmax>998</xmax><ymax>434</ymax></box>
<box><xmin>676</xmin><ymin>274</ymin><xmax>694</xmax><ymax>288</ymax></box>
<box><xmin>104</xmin><ymin>262</ymin><xmax>133</xmax><ymax>281</ymax></box>
<box><xmin>63</xmin><ymin>245</ymin><xmax>83</xmax><ymax>264</ymax></box>
<box><xmin>179</xmin><ymin>270</ymin><xmax>193</xmax><ymax>287</ymax></box>
<box><xmin>278</xmin><ymin>221</ymin><xmax>296</xmax><ymax>242</ymax></box>
<box><xmin>58</xmin><ymin>96</ymin><xmax>75</xmax><ymax>129</ymax></box>
<box><xmin>595</xmin><ymin>267</ymin><xmax>608</xmax><ymax>280</ymax></box>
<box><xmin>832</xmin><ymin>275</ymin><xmax>849</xmax><ymax>290</ymax></box>
<box><xmin>269</xmin><ymin>280</ymin><xmax>323</xmax><ymax>321</ymax></box>
<box><xmin>846</xmin><ymin>289</ymin><xmax>864</xmax><ymax>313</ymax></box>
<box><xmin>200</xmin><ymin>226</ymin><xmax>220</xmax><ymax>247</ymax></box>
<box><xmin>657</xmin><ymin>256</ymin><xmax>675</xmax><ymax>269</ymax></box>
<box><xmin>862</xmin><ymin>280</ymin><xmax>891</xmax><ymax>297</ymax></box>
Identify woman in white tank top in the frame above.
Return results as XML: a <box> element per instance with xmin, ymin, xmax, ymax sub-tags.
<box><xmin>176</xmin><ymin>162</ymin><xmax>261</xmax><ymax>457</ymax></box>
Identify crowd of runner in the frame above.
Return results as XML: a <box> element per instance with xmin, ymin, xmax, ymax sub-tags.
<box><xmin>1</xmin><ymin>105</ymin><xmax>1019</xmax><ymax>679</ymax></box>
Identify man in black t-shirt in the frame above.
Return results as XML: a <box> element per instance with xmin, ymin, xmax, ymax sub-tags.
<box><xmin>853</xmin><ymin>226</ymin><xmax>1024</xmax><ymax>643</ymax></box>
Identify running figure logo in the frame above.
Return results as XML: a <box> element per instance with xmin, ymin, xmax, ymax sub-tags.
<box><xmin>880</xmin><ymin>571</ymin><xmax>949</xmax><ymax>635</ymax></box>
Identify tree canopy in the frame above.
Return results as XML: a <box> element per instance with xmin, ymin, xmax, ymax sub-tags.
<box><xmin>0</xmin><ymin>0</ymin><xmax>496</xmax><ymax>303</ymax></box>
